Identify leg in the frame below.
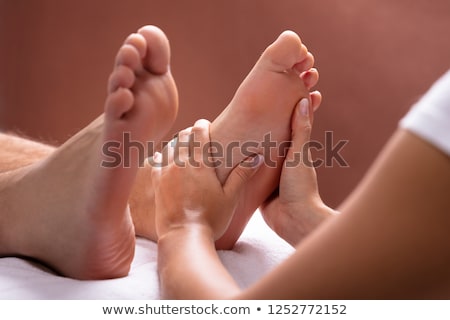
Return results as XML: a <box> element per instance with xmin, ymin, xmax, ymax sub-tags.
<box><xmin>131</xmin><ymin>31</ymin><xmax>318</xmax><ymax>249</ymax></box>
<box><xmin>0</xmin><ymin>133</ymin><xmax>54</xmax><ymax>173</ymax></box>
<box><xmin>0</xmin><ymin>25</ymin><xmax>178</xmax><ymax>279</ymax></box>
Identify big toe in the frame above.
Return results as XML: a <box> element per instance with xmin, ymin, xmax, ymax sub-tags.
<box><xmin>138</xmin><ymin>25</ymin><xmax>171</xmax><ymax>75</ymax></box>
<box><xmin>260</xmin><ymin>30</ymin><xmax>309</xmax><ymax>71</ymax></box>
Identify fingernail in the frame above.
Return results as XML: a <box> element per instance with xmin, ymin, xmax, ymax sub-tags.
<box><xmin>148</xmin><ymin>152</ymin><xmax>162</xmax><ymax>167</ymax></box>
<box><xmin>153</xmin><ymin>151</ymin><xmax>162</xmax><ymax>161</ymax></box>
<box><xmin>241</xmin><ymin>154</ymin><xmax>263</xmax><ymax>168</ymax></box>
<box><xmin>299</xmin><ymin>98</ymin><xmax>309</xmax><ymax>117</ymax></box>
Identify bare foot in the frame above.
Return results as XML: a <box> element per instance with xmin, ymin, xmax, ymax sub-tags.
<box><xmin>130</xmin><ymin>31</ymin><xmax>318</xmax><ymax>249</ymax></box>
<box><xmin>0</xmin><ymin>25</ymin><xmax>178</xmax><ymax>279</ymax></box>
<box><xmin>212</xmin><ymin>31</ymin><xmax>317</xmax><ymax>248</ymax></box>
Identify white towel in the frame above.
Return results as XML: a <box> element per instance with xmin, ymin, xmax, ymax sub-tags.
<box><xmin>0</xmin><ymin>210</ymin><xmax>293</xmax><ymax>299</ymax></box>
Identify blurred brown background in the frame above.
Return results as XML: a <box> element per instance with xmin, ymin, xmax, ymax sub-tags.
<box><xmin>1</xmin><ymin>0</ymin><xmax>449</xmax><ymax>208</ymax></box>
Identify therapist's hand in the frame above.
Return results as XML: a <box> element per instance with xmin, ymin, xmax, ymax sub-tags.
<box><xmin>261</xmin><ymin>97</ymin><xmax>337</xmax><ymax>247</ymax></box>
<box><xmin>152</xmin><ymin>119</ymin><xmax>262</xmax><ymax>241</ymax></box>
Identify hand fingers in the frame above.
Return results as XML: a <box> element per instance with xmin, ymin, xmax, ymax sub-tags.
<box><xmin>190</xmin><ymin>119</ymin><xmax>212</xmax><ymax>166</ymax></box>
<box><xmin>223</xmin><ymin>154</ymin><xmax>263</xmax><ymax>198</ymax></box>
<box><xmin>150</xmin><ymin>151</ymin><xmax>163</xmax><ymax>184</ymax></box>
<box><xmin>288</xmin><ymin>98</ymin><xmax>312</xmax><ymax>162</ymax></box>
<box><xmin>161</xmin><ymin>127</ymin><xmax>191</xmax><ymax>168</ymax></box>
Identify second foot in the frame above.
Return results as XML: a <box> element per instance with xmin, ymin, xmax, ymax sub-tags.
<box><xmin>211</xmin><ymin>30</ymin><xmax>319</xmax><ymax>249</ymax></box>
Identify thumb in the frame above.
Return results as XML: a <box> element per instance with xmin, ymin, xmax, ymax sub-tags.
<box><xmin>286</xmin><ymin>98</ymin><xmax>313</xmax><ymax>165</ymax></box>
<box><xmin>149</xmin><ymin>152</ymin><xmax>163</xmax><ymax>185</ymax></box>
<box><xmin>223</xmin><ymin>154</ymin><xmax>263</xmax><ymax>197</ymax></box>
<box><xmin>282</xmin><ymin>98</ymin><xmax>320</xmax><ymax>198</ymax></box>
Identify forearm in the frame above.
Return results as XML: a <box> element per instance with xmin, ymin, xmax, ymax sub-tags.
<box><xmin>158</xmin><ymin>224</ymin><xmax>241</xmax><ymax>300</ymax></box>
<box><xmin>240</xmin><ymin>129</ymin><xmax>450</xmax><ymax>299</ymax></box>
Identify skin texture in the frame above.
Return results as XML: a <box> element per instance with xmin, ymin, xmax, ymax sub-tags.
<box><xmin>155</xmin><ymin>96</ymin><xmax>450</xmax><ymax>299</ymax></box>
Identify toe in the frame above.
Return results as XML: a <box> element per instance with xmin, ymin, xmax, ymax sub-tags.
<box><xmin>300</xmin><ymin>68</ymin><xmax>319</xmax><ymax>90</ymax></box>
<box><xmin>108</xmin><ymin>65</ymin><xmax>135</xmax><ymax>93</ymax></box>
<box><xmin>123</xmin><ymin>33</ymin><xmax>147</xmax><ymax>58</ymax></box>
<box><xmin>293</xmin><ymin>52</ymin><xmax>315</xmax><ymax>74</ymax></box>
<box><xmin>138</xmin><ymin>25</ymin><xmax>171</xmax><ymax>75</ymax></box>
<box><xmin>310</xmin><ymin>91</ymin><xmax>322</xmax><ymax>112</ymax></box>
<box><xmin>105</xmin><ymin>88</ymin><xmax>134</xmax><ymax>120</ymax></box>
<box><xmin>115</xmin><ymin>44</ymin><xmax>142</xmax><ymax>72</ymax></box>
<box><xmin>261</xmin><ymin>30</ymin><xmax>306</xmax><ymax>71</ymax></box>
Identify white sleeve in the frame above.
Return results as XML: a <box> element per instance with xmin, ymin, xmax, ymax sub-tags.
<box><xmin>399</xmin><ymin>70</ymin><xmax>450</xmax><ymax>156</ymax></box>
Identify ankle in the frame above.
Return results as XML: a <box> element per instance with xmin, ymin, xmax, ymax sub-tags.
<box><xmin>129</xmin><ymin>159</ymin><xmax>158</xmax><ymax>241</ymax></box>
